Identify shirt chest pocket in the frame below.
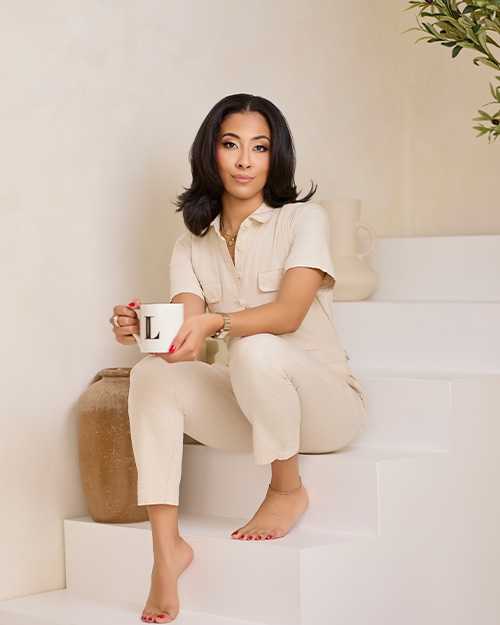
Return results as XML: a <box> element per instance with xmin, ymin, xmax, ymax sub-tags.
<box><xmin>200</xmin><ymin>281</ymin><xmax>223</xmax><ymax>313</ymax></box>
<box><xmin>257</xmin><ymin>268</ymin><xmax>284</xmax><ymax>305</ymax></box>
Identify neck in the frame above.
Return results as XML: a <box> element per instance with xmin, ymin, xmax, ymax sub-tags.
<box><xmin>220</xmin><ymin>194</ymin><xmax>264</xmax><ymax>233</ymax></box>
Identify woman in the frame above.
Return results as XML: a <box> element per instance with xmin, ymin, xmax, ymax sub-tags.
<box><xmin>110</xmin><ymin>93</ymin><xmax>366</xmax><ymax>624</ymax></box>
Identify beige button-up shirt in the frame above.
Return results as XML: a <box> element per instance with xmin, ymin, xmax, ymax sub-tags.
<box><xmin>170</xmin><ymin>202</ymin><xmax>349</xmax><ymax>368</ymax></box>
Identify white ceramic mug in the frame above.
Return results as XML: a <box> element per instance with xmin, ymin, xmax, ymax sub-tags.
<box><xmin>133</xmin><ymin>303</ymin><xmax>184</xmax><ymax>353</ymax></box>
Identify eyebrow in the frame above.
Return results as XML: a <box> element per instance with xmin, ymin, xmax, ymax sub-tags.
<box><xmin>221</xmin><ymin>132</ymin><xmax>271</xmax><ymax>141</ymax></box>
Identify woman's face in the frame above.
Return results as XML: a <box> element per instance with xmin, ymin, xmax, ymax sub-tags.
<box><xmin>215</xmin><ymin>111</ymin><xmax>271</xmax><ymax>207</ymax></box>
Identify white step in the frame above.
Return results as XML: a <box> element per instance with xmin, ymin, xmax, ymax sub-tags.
<box><xmin>0</xmin><ymin>590</ymin><xmax>264</xmax><ymax>625</ymax></box>
<box><xmin>355</xmin><ymin>372</ymin><xmax>455</xmax><ymax>452</ymax></box>
<box><xmin>333</xmin><ymin>302</ymin><xmax>500</xmax><ymax>373</ymax></box>
<box><xmin>179</xmin><ymin>444</ymin><xmax>440</xmax><ymax>536</ymax></box>
<box><xmin>364</xmin><ymin>234</ymin><xmax>500</xmax><ymax>301</ymax></box>
<box><xmin>63</xmin><ymin>516</ymin><xmax>369</xmax><ymax>625</ymax></box>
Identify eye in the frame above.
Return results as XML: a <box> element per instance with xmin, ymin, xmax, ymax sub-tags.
<box><xmin>221</xmin><ymin>141</ymin><xmax>237</xmax><ymax>149</ymax></box>
<box><xmin>254</xmin><ymin>145</ymin><xmax>269</xmax><ymax>152</ymax></box>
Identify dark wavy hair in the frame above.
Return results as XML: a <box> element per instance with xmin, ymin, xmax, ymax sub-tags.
<box><xmin>175</xmin><ymin>93</ymin><xmax>316</xmax><ymax>236</ymax></box>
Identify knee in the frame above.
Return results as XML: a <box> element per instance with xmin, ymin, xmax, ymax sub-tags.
<box><xmin>129</xmin><ymin>355</ymin><xmax>162</xmax><ymax>394</ymax></box>
<box><xmin>229</xmin><ymin>334</ymin><xmax>286</xmax><ymax>382</ymax></box>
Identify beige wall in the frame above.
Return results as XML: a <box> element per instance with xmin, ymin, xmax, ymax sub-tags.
<box><xmin>0</xmin><ymin>0</ymin><xmax>498</xmax><ymax>601</ymax></box>
<box><xmin>400</xmin><ymin>6</ymin><xmax>500</xmax><ymax>236</ymax></box>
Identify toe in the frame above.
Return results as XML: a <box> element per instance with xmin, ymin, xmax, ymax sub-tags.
<box><xmin>267</xmin><ymin>528</ymin><xmax>286</xmax><ymax>540</ymax></box>
<box><xmin>231</xmin><ymin>526</ymin><xmax>246</xmax><ymax>539</ymax></box>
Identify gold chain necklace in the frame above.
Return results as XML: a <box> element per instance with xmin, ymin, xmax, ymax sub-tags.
<box><xmin>220</xmin><ymin>222</ymin><xmax>238</xmax><ymax>247</ymax></box>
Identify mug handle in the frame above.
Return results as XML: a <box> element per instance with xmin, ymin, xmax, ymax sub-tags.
<box><xmin>131</xmin><ymin>306</ymin><xmax>141</xmax><ymax>346</ymax></box>
<box><xmin>356</xmin><ymin>221</ymin><xmax>376</xmax><ymax>259</ymax></box>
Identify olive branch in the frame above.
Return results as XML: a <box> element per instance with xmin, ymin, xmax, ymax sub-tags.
<box><xmin>406</xmin><ymin>0</ymin><xmax>500</xmax><ymax>142</ymax></box>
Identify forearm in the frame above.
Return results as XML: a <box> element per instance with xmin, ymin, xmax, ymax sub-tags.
<box><xmin>202</xmin><ymin>301</ymin><xmax>300</xmax><ymax>341</ymax></box>
<box><xmin>224</xmin><ymin>302</ymin><xmax>300</xmax><ymax>337</ymax></box>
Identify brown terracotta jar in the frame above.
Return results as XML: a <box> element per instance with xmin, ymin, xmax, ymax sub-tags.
<box><xmin>77</xmin><ymin>367</ymin><xmax>149</xmax><ymax>523</ymax></box>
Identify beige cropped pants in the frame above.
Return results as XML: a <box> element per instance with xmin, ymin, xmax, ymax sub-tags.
<box><xmin>128</xmin><ymin>333</ymin><xmax>366</xmax><ymax>506</ymax></box>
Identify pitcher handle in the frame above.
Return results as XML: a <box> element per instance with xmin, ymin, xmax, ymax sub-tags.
<box><xmin>356</xmin><ymin>221</ymin><xmax>376</xmax><ymax>259</ymax></box>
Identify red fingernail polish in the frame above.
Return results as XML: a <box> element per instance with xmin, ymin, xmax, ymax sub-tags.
<box><xmin>128</xmin><ymin>302</ymin><xmax>136</xmax><ymax>307</ymax></box>
<box><xmin>169</xmin><ymin>345</ymin><xmax>176</xmax><ymax>353</ymax></box>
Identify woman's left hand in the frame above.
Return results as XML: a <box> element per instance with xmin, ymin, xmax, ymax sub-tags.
<box><xmin>155</xmin><ymin>313</ymin><xmax>222</xmax><ymax>363</ymax></box>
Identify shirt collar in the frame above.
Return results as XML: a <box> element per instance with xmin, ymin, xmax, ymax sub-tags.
<box><xmin>211</xmin><ymin>202</ymin><xmax>276</xmax><ymax>232</ymax></box>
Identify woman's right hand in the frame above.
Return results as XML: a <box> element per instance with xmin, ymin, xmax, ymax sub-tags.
<box><xmin>110</xmin><ymin>299</ymin><xmax>140</xmax><ymax>345</ymax></box>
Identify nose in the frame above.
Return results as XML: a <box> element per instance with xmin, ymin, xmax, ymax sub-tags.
<box><xmin>236</xmin><ymin>149</ymin><xmax>251</xmax><ymax>169</ymax></box>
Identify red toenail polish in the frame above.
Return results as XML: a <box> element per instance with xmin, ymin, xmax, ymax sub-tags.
<box><xmin>231</xmin><ymin>532</ymin><xmax>238</xmax><ymax>536</ymax></box>
<box><xmin>248</xmin><ymin>536</ymin><xmax>253</xmax><ymax>540</ymax></box>
<box><xmin>257</xmin><ymin>536</ymin><xmax>262</xmax><ymax>540</ymax></box>
<box><xmin>268</xmin><ymin>535</ymin><xmax>273</xmax><ymax>539</ymax></box>
<box><xmin>129</xmin><ymin>302</ymin><xmax>136</xmax><ymax>307</ymax></box>
<box><xmin>240</xmin><ymin>535</ymin><xmax>245</xmax><ymax>539</ymax></box>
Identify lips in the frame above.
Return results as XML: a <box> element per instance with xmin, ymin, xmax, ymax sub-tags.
<box><xmin>232</xmin><ymin>175</ymin><xmax>254</xmax><ymax>183</ymax></box>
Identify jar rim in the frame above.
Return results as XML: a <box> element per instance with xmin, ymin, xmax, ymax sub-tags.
<box><xmin>99</xmin><ymin>367</ymin><xmax>131</xmax><ymax>377</ymax></box>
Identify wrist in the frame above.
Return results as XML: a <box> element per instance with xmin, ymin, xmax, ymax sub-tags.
<box><xmin>211</xmin><ymin>312</ymin><xmax>231</xmax><ymax>340</ymax></box>
<box><xmin>204</xmin><ymin>313</ymin><xmax>227</xmax><ymax>338</ymax></box>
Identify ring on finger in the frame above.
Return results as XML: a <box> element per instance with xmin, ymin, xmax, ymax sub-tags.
<box><xmin>113</xmin><ymin>315</ymin><xmax>121</xmax><ymax>328</ymax></box>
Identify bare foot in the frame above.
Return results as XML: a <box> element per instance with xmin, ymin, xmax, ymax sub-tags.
<box><xmin>141</xmin><ymin>537</ymin><xmax>194</xmax><ymax>623</ymax></box>
<box><xmin>231</xmin><ymin>484</ymin><xmax>308</xmax><ymax>541</ymax></box>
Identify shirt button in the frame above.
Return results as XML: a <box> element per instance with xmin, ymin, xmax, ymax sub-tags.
<box><xmin>244</xmin><ymin>222</ymin><xmax>250</xmax><ymax>229</ymax></box>
<box><xmin>237</xmin><ymin>244</ymin><xmax>244</xmax><ymax>251</ymax></box>
<box><xmin>238</xmin><ymin>299</ymin><xmax>245</xmax><ymax>306</ymax></box>
<box><xmin>236</xmin><ymin>271</ymin><xmax>242</xmax><ymax>279</ymax></box>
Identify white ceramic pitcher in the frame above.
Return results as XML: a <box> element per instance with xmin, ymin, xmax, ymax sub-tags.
<box><xmin>320</xmin><ymin>199</ymin><xmax>379</xmax><ymax>301</ymax></box>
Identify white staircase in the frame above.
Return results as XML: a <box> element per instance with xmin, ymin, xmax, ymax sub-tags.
<box><xmin>1</xmin><ymin>235</ymin><xmax>499</xmax><ymax>625</ymax></box>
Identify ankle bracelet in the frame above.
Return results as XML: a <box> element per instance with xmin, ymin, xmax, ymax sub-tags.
<box><xmin>268</xmin><ymin>476</ymin><xmax>302</xmax><ymax>495</ymax></box>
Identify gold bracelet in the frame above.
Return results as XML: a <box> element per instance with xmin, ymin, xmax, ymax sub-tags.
<box><xmin>212</xmin><ymin>312</ymin><xmax>230</xmax><ymax>340</ymax></box>
<box><xmin>268</xmin><ymin>476</ymin><xmax>302</xmax><ymax>495</ymax></box>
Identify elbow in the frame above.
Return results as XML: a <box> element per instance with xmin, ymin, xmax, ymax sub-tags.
<box><xmin>284</xmin><ymin>314</ymin><xmax>305</xmax><ymax>334</ymax></box>
<box><xmin>287</xmin><ymin>320</ymin><xmax>302</xmax><ymax>334</ymax></box>
<box><xmin>273</xmin><ymin>303</ymin><xmax>306</xmax><ymax>334</ymax></box>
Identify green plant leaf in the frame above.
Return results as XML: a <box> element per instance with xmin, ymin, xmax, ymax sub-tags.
<box><xmin>452</xmin><ymin>44</ymin><xmax>463</xmax><ymax>56</ymax></box>
<box><xmin>477</xmin><ymin>109</ymin><xmax>493</xmax><ymax>119</ymax></box>
<box><xmin>478</xmin><ymin>30</ymin><xmax>489</xmax><ymax>49</ymax></box>
<box><xmin>474</xmin><ymin>56</ymin><xmax>500</xmax><ymax>69</ymax></box>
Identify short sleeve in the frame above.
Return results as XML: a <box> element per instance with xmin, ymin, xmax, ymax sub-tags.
<box><xmin>169</xmin><ymin>233</ymin><xmax>205</xmax><ymax>301</ymax></box>
<box><xmin>283</xmin><ymin>203</ymin><xmax>335</xmax><ymax>291</ymax></box>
